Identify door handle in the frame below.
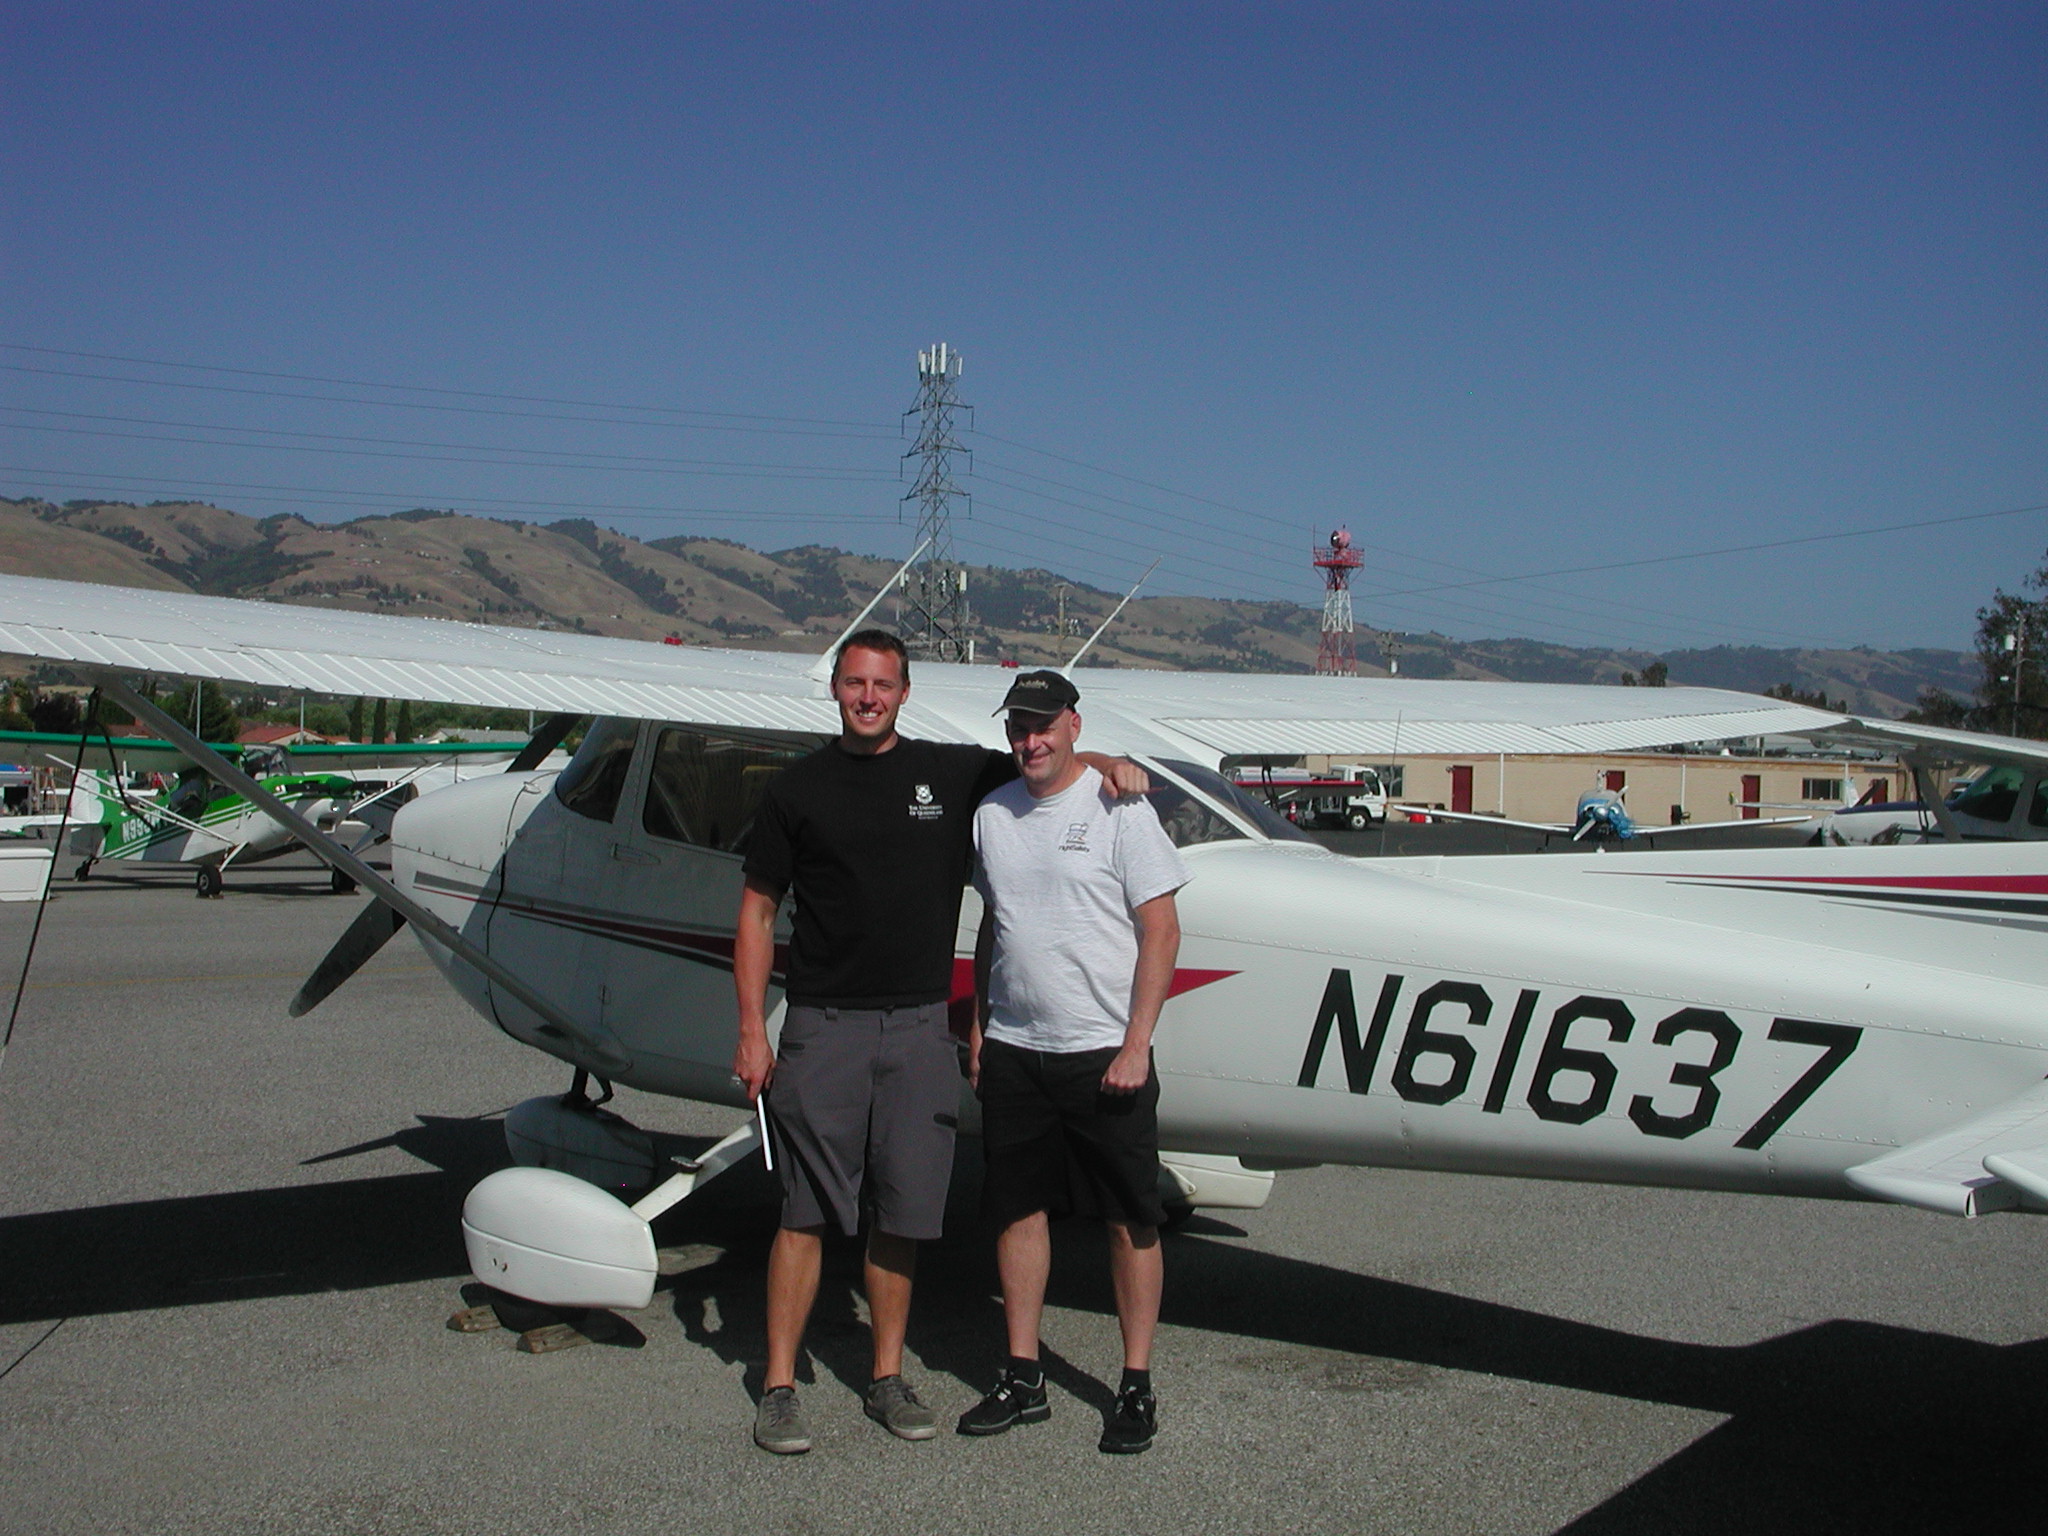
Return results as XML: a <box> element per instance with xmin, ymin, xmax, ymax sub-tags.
<box><xmin>610</xmin><ymin>843</ymin><xmax>660</xmax><ymax>866</ymax></box>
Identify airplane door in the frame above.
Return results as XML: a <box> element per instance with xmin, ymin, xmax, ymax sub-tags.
<box><xmin>485</xmin><ymin>720</ymin><xmax>640</xmax><ymax>1057</ymax></box>
<box><xmin>590</xmin><ymin>724</ymin><xmax>812</xmax><ymax>1101</ymax></box>
<box><xmin>1450</xmin><ymin>765</ymin><xmax>1474</xmax><ymax>814</ymax></box>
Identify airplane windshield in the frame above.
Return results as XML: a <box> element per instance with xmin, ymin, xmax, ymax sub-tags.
<box><xmin>554</xmin><ymin>719</ymin><xmax>638</xmax><ymax>823</ymax></box>
<box><xmin>1148</xmin><ymin>759</ymin><xmax>1315</xmax><ymax>847</ymax></box>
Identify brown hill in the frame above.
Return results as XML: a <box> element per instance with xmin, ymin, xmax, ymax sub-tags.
<box><xmin>0</xmin><ymin>497</ymin><xmax>1974</xmax><ymax>715</ymax></box>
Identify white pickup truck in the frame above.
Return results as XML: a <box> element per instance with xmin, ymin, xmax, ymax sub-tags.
<box><xmin>1229</xmin><ymin>764</ymin><xmax>1390</xmax><ymax>830</ymax></box>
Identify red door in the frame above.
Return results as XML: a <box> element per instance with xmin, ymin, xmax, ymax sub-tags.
<box><xmin>1450</xmin><ymin>765</ymin><xmax>1474</xmax><ymax>813</ymax></box>
<box><xmin>1604</xmin><ymin>770</ymin><xmax>1626</xmax><ymax>793</ymax></box>
<box><xmin>1741</xmin><ymin>774</ymin><xmax>1761</xmax><ymax>820</ymax></box>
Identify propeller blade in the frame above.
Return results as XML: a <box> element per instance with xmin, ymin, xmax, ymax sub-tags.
<box><xmin>290</xmin><ymin>900</ymin><xmax>407</xmax><ymax>1017</ymax></box>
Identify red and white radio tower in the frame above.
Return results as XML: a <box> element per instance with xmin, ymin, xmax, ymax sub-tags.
<box><xmin>1312</xmin><ymin>527</ymin><xmax>1364</xmax><ymax>676</ymax></box>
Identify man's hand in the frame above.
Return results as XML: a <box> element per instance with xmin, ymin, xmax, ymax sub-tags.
<box><xmin>1099</xmin><ymin>757</ymin><xmax>1150</xmax><ymax>799</ymax></box>
<box><xmin>1100</xmin><ymin>1041</ymin><xmax>1151</xmax><ymax>1095</ymax></box>
<box><xmin>733</xmin><ymin>1030</ymin><xmax>775</xmax><ymax>1105</ymax></box>
<box><xmin>967</xmin><ymin>1036</ymin><xmax>983</xmax><ymax>1092</ymax></box>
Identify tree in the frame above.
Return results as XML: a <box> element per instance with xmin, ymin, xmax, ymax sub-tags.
<box><xmin>371</xmin><ymin>698</ymin><xmax>389</xmax><ymax>745</ymax></box>
<box><xmin>1765</xmin><ymin>681</ymin><xmax>1848</xmax><ymax>713</ymax></box>
<box><xmin>159</xmin><ymin>681</ymin><xmax>240</xmax><ymax>742</ymax></box>
<box><xmin>347</xmin><ymin>697</ymin><xmax>365</xmax><ymax>742</ymax></box>
<box><xmin>1974</xmin><ymin>583</ymin><xmax>2047</xmax><ymax>737</ymax></box>
<box><xmin>395</xmin><ymin>699</ymin><xmax>413</xmax><ymax>743</ymax></box>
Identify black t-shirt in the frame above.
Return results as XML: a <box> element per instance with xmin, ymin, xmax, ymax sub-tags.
<box><xmin>743</xmin><ymin>737</ymin><xmax>1017</xmax><ymax>1008</ymax></box>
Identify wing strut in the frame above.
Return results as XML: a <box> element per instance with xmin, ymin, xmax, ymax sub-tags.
<box><xmin>90</xmin><ymin>673</ymin><xmax>630</xmax><ymax>1075</ymax></box>
<box><xmin>806</xmin><ymin>538</ymin><xmax>932</xmax><ymax>683</ymax></box>
<box><xmin>1063</xmin><ymin>558</ymin><xmax>1160</xmax><ymax>675</ymax></box>
<box><xmin>510</xmin><ymin>713</ymin><xmax>582</xmax><ymax>773</ymax></box>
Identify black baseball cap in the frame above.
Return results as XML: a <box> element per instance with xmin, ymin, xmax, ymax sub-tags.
<box><xmin>994</xmin><ymin>669</ymin><xmax>1080</xmax><ymax>716</ymax></box>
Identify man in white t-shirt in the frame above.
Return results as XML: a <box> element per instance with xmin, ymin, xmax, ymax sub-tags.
<box><xmin>960</xmin><ymin>670</ymin><xmax>1190</xmax><ymax>1455</ymax></box>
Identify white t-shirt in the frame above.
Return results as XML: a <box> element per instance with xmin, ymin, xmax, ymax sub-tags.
<box><xmin>973</xmin><ymin>766</ymin><xmax>1191</xmax><ymax>1053</ymax></box>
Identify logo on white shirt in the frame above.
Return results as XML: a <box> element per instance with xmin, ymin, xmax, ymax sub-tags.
<box><xmin>1060</xmin><ymin>822</ymin><xmax>1090</xmax><ymax>851</ymax></box>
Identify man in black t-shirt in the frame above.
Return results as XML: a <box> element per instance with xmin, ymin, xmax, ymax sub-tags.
<box><xmin>733</xmin><ymin>629</ymin><xmax>1144</xmax><ymax>1455</ymax></box>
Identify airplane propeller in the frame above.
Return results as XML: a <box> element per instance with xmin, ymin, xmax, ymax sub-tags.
<box><xmin>290</xmin><ymin>899</ymin><xmax>408</xmax><ymax>1017</ymax></box>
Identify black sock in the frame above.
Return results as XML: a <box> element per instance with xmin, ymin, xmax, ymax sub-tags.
<box><xmin>1007</xmin><ymin>1354</ymin><xmax>1042</xmax><ymax>1387</ymax></box>
<box><xmin>1120</xmin><ymin>1367</ymin><xmax>1151</xmax><ymax>1396</ymax></box>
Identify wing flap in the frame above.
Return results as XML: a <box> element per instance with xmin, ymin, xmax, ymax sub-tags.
<box><xmin>1844</xmin><ymin>1076</ymin><xmax>2048</xmax><ymax>1216</ymax></box>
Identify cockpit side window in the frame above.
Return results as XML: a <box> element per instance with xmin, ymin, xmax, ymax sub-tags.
<box><xmin>643</xmin><ymin>727</ymin><xmax>812</xmax><ymax>853</ymax></box>
<box><xmin>553</xmin><ymin>718</ymin><xmax>639</xmax><ymax>823</ymax></box>
<box><xmin>1950</xmin><ymin>764</ymin><xmax>2024</xmax><ymax>825</ymax></box>
<box><xmin>167</xmin><ymin>771</ymin><xmax>213</xmax><ymax>820</ymax></box>
<box><xmin>2030</xmin><ymin>780</ymin><xmax>2048</xmax><ymax>830</ymax></box>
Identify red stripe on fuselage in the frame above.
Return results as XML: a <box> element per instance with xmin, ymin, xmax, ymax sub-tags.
<box><xmin>1610</xmin><ymin>871</ymin><xmax>2048</xmax><ymax>896</ymax></box>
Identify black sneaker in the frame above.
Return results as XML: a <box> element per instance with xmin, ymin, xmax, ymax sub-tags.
<box><xmin>956</xmin><ymin>1369</ymin><xmax>1051</xmax><ymax>1436</ymax></box>
<box><xmin>1098</xmin><ymin>1384</ymin><xmax>1155</xmax><ymax>1454</ymax></box>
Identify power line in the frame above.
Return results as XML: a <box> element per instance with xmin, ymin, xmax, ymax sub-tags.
<box><xmin>0</xmin><ymin>421</ymin><xmax>890</xmax><ymax>484</ymax></box>
<box><xmin>0</xmin><ymin>343</ymin><xmax>898</xmax><ymax>430</ymax></box>
<box><xmin>0</xmin><ymin>406</ymin><xmax>888</xmax><ymax>477</ymax></box>
<box><xmin>0</xmin><ymin>364</ymin><xmax>901</xmax><ymax>442</ymax></box>
<box><xmin>1366</xmin><ymin>500</ymin><xmax>2048</xmax><ymax>600</ymax></box>
<box><xmin>0</xmin><ymin>465</ymin><xmax>897</xmax><ymax>524</ymax></box>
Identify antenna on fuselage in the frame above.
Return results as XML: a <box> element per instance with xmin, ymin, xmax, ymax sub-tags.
<box><xmin>1062</xmin><ymin>559</ymin><xmax>1161</xmax><ymax>676</ymax></box>
<box><xmin>806</xmin><ymin>537</ymin><xmax>934</xmax><ymax>684</ymax></box>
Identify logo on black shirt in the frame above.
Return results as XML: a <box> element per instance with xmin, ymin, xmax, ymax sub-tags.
<box><xmin>909</xmin><ymin>783</ymin><xmax>943</xmax><ymax>820</ymax></box>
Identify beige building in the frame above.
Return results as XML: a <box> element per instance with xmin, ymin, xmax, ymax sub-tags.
<box><xmin>1305</xmin><ymin>750</ymin><xmax>1909</xmax><ymax>826</ymax></box>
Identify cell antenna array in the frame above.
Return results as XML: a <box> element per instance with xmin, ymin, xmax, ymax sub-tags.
<box><xmin>899</xmin><ymin>343</ymin><xmax>973</xmax><ymax>662</ymax></box>
<box><xmin>1313</xmin><ymin>527</ymin><xmax>1364</xmax><ymax>676</ymax></box>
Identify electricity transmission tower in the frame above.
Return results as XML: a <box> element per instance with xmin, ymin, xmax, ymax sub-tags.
<box><xmin>899</xmin><ymin>343</ymin><xmax>973</xmax><ymax>661</ymax></box>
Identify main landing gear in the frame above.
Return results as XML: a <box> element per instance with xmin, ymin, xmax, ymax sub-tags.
<box><xmin>330</xmin><ymin>867</ymin><xmax>357</xmax><ymax>895</ymax></box>
<box><xmin>194</xmin><ymin>864</ymin><xmax>223</xmax><ymax>899</ymax></box>
<box><xmin>72</xmin><ymin>858</ymin><xmax>93</xmax><ymax>882</ymax></box>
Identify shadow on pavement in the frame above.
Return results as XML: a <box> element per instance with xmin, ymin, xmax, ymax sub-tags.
<box><xmin>2</xmin><ymin>1115</ymin><xmax>2040</xmax><ymax>1533</ymax></box>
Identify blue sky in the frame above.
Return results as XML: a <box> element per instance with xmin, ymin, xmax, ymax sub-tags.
<box><xmin>4</xmin><ymin>3</ymin><xmax>2043</xmax><ymax>653</ymax></box>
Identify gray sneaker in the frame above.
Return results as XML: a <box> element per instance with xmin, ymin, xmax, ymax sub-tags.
<box><xmin>864</xmin><ymin>1374</ymin><xmax>939</xmax><ymax>1440</ymax></box>
<box><xmin>753</xmin><ymin>1385</ymin><xmax>812</xmax><ymax>1454</ymax></box>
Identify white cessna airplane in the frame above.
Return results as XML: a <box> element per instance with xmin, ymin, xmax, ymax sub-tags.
<box><xmin>2</xmin><ymin>570</ymin><xmax>2043</xmax><ymax>1317</ymax></box>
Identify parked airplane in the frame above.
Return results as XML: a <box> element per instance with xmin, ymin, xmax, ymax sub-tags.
<box><xmin>11</xmin><ymin>731</ymin><xmax>562</xmax><ymax>895</ymax></box>
<box><xmin>1398</xmin><ymin>784</ymin><xmax>1810</xmax><ymax>845</ymax></box>
<box><xmin>1</xmin><ymin>571</ymin><xmax>2043</xmax><ymax>1322</ymax></box>
<box><xmin>1813</xmin><ymin>764</ymin><xmax>2048</xmax><ymax>845</ymax></box>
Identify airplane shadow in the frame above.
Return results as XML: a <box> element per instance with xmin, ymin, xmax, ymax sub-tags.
<box><xmin>2</xmin><ymin>1117</ymin><xmax>2040</xmax><ymax>1534</ymax></box>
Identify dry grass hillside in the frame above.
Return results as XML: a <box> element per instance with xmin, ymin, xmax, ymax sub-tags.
<box><xmin>0</xmin><ymin>497</ymin><xmax>1973</xmax><ymax>715</ymax></box>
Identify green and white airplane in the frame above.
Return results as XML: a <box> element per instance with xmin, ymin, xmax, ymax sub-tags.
<box><xmin>0</xmin><ymin>729</ymin><xmax>549</xmax><ymax>896</ymax></box>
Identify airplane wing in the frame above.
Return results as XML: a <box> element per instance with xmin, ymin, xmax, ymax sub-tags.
<box><xmin>1388</xmin><ymin>806</ymin><xmax>1575</xmax><ymax>834</ymax></box>
<box><xmin>1810</xmin><ymin>718</ymin><xmax>2048</xmax><ymax>773</ymax></box>
<box><xmin>1844</xmin><ymin>1076</ymin><xmax>2048</xmax><ymax>1217</ymax></box>
<box><xmin>1386</xmin><ymin>806</ymin><xmax>1811</xmax><ymax>837</ymax></box>
<box><xmin>0</xmin><ymin>573</ymin><xmax>1850</xmax><ymax>763</ymax></box>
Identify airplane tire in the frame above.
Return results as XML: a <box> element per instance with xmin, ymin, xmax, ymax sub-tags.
<box><xmin>330</xmin><ymin>868</ymin><xmax>357</xmax><ymax>895</ymax></box>
<box><xmin>72</xmin><ymin>860</ymin><xmax>91</xmax><ymax>882</ymax></box>
<box><xmin>194</xmin><ymin>865</ymin><xmax>223</xmax><ymax>899</ymax></box>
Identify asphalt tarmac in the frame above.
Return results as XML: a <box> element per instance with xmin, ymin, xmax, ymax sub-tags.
<box><xmin>1</xmin><ymin>834</ymin><xmax>2041</xmax><ymax>1535</ymax></box>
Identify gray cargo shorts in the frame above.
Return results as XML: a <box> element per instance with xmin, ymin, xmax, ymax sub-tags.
<box><xmin>765</xmin><ymin>1000</ymin><xmax>962</xmax><ymax>1241</ymax></box>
